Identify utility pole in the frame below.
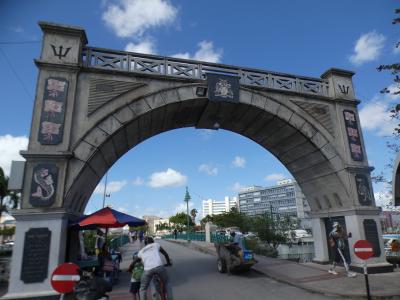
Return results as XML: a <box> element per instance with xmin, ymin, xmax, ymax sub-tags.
<box><xmin>184</xmin><ymin>187</ymin><xmax>191</xmax><ymax>242</ymax></box>
<box><xmin>102</xmin><ymin>172</ymin><xmax>108</xmax><ymax>208</ymax></box>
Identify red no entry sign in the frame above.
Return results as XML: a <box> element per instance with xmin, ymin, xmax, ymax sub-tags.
<box><xmin>354</xmin><ymin>240</ymin><xmax>374</xmax><ymax>260</ymax></box>
<box><xmin>51</xmin><ymin>263</ymin><xmax>80</xmax><ymax>294</ymax></box>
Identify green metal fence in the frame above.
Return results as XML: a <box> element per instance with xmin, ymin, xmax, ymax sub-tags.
<box><xmin>163</xmin><ymin>232</ymin><xmax>205</xmax><ymax>241</ymax></box>
<box><xmin>109</xmin><ymin>235</ymin><xmax>130</xmax><ymax>251</ymax></box>
<box><xmin>162</xmin><ymin>232</ymin><xmax>231</xmax><ymax>243</ymax></box>
<box><xmin>211</xmin><ymin>233</ymin><xmax>231</xmax><ymax>243</ymax></box>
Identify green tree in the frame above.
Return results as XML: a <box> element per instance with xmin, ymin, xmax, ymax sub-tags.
<box><xmin>190</xmin><ymin>208</ymin><xmax>198</xmax><ymax>223</ymax></box>
<box><xmin>377</xmin><ymin>9</ymin><xmax>400</xmax><ymax>138</ymax></box>
<box><xmin>169</xmin><ymin>212</ymin><xmax>194</xmax><ymax>229</ymax></box>
<box><xmin>130</xmin><ymin>225</ymin><xmax>148</xmax><ymax>233</ymax></box>
<box><xmin>249</xmin><ymin>213</ymin><xmax>297</xmax><ymax>247</ymax></box>
<box><xmin>201</xmin><ymin>214</ymin><xmax>213</xmax><ymax>225</ymax></box>
<box><xmin>155</xmin><ymin>222</ymin><xmax>170</xmax><ymax>231</ymax></box>
<box><xmin>374</xmin><ymin>9</ymin><xmax>400</xmax><ymax>207</ymax></box>
<box><xmin>212</xmin><ymin>208</ymin><xmax>251</xmax><ymax>232</ymax></box>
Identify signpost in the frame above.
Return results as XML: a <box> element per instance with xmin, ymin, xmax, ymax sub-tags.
<box><xmin>354</xmin><ymin>240</ymin><xmax>374</xmax><ymax>300</ymax></box>
<box><xmin>50</xmin><ymin>263</ymin><xmax>80</xmax><ymax>294</ymax></box>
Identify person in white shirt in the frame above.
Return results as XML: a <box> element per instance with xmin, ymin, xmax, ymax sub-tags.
<box><xmin>132</xmin><ymin>236</ymin><xmax>173</xmax><ymax>300</ymax></box>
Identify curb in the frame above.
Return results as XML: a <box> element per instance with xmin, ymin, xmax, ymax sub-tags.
<box><xmin>164</xmin><ymin>239</ymin><xmax>400</xmax><ymax>300</ymax></box>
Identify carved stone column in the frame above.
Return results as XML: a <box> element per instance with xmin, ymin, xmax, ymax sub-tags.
<box><xmin>5</xmin><ymin>22</ymin><xmax>87</xmax><ymax>299</ymax></box>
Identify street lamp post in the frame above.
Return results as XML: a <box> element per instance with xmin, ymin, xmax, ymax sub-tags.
<box><xmin>184</xmin><ymin>187</ymin><xmax>191</xmax><ymax>242</ymax></box>
<box><xmin>102</xmin><ymin>172</ymin><xmax>108</xmax><ymax>208</ymax></box>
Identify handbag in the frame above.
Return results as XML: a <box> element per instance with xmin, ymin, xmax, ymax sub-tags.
<box><xmin>328</xmin><ymin>237</ymin><xmax>336</xmax><ymax>248</ymax></box>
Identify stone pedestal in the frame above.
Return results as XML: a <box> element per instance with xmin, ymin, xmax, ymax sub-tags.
<box><xmin>311</xmin><ymin>212</ymin><xmax>392</xmax><ymax>273</ymax></box>
<box><xmin>3</xmin><ymin>211</ymin><xmax>70</xmax><ymax>299</ymax></box>
<box><xmin>345</xmin><ymin>214</ymin><xmax>393</xmax><ymax>273</ymax></box>
<box><xmin>311</xmin><ymin>217</ymin><xmax>329</xmax><ymax>263</ymax></box>
<box><xmin>205</xmin><ymin>222</ymin><xmax>211</xmax><ymax>243</ymax></box>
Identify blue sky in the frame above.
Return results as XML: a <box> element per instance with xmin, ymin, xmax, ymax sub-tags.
<box><xmin>0</xmin><ymin>0</ymin><xmax>398</xmax><ymax>218</ymax></box>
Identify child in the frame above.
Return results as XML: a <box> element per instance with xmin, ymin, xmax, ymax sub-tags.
<box><xmin>128</xmin><ymin>252</ymin><xmax>144</xmax><ymax>300</ymax></box>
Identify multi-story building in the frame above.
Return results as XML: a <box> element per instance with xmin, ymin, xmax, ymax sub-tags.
<box><xmin>238</xmin><ymin>179</ymin><xmax>311</xmax><ymax>229</ymax></box>
<box><xmin>142</xmin><ymin>215</ymin><xmax>162</xmax><ymax>235</ymax></box>
<box><xmin>202</xmin><ymin>196</ymin><xmax>238</xmax><ymax>218</ymax></box>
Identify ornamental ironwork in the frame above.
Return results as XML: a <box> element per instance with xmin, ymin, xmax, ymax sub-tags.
<box><xmin>82</xmin><ymin>47</ymin><xmax>329</xmax><ymax>97</ymax></box>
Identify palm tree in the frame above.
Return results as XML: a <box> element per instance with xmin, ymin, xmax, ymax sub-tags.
<box><xmin>201</xmin><ymin>214</ymin><xmax>213</xmax><ymax>224</ymax></box>
<box><xmin>190</xmin><ymin>208</ymin><xmax>198</xmax><ymax>224</ymax></box>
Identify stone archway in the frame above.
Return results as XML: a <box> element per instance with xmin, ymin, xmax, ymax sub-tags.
<box><xmin>4</xmin><ymin>22</ymin><xmax>391</xmax><ymax>299</ymax></box>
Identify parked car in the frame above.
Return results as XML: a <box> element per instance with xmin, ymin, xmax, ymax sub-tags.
<box><xmin>0</xmin><ymin>241</ymin><xmax>13</xmax><ymax>253</ymax></box>
<box><xmin>286</xmin><ymin>229</ymin><xmax>312</xmax><ymax>243</ymax></box>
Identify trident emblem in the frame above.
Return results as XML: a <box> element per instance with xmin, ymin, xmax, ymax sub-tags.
<box><xmin>51</xmin><ymin>44</ymin><xmax>71</xmax><ymax>59</ymax></box>
<box><xmin>338</xmin><ymin>84</ymin><xmax>349</xmax><ymax>94</ymax></box>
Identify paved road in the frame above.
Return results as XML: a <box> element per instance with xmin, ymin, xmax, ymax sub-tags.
<box><xmin>160</xmin><ymin>240</ymin><xmax>349</xmax><ymax>300</ymax></box>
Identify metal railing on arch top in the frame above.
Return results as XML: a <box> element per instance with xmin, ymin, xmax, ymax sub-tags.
<box><xmin>82</xmin><ymin>46</ymin><xmax>329</xmax><ymax>97</ymax></box>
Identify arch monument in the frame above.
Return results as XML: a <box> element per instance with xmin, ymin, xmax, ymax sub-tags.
<box><xmin>5</xmin><ymin>22</ymin><xmax>392</xmax><ymax>299</ymax></box>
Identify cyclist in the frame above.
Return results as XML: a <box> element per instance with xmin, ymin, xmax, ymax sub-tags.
<box><xmin>132</xmin><ymin>236</ymin><xmax>173</xmax><ymax>300</ymax></box>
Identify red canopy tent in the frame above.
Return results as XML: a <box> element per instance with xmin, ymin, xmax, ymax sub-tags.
<box><xmin>77</xmin><ymin>207</ymin><xmax>146</xmax><ymax>228</ymax></box>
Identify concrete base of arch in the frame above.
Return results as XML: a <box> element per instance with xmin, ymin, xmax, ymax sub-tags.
<box><xmin>3</xmin><ymin>210</ymin><xmax>71</xmax><ymax>300</ymax></box>
<box><xmin>311</xmin><ymin>211</ymin><xmax>393</xmax><ymax>273</ymax></box>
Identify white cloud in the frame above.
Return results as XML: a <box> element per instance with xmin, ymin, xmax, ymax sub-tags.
<box><xmin>117</xmin><ymin>207</ymin><xmax>128</xmax><ymax>213</ymax></box>
<box><xmin>133</xmin><ymin>177</ymin><xmax>144</xmax><ymax>186</ymax></box>
<box><xmin>102</xmin><ymin>0</ymin><xmax>178</xmax><ymax>38</ymax></box>
<box><xmin>374</xmin><ymin>190</ymin><xmax>392</xmax><ymax>209</ymax></box>
<box><xmin>125</xmin><ymin>39</ymin><xmax>156</xmax><ymax>54</ymax></box>
<box><xmin>359</xmin><ymin>86</ymin><xmax>399</xmax><ymax>136</ymax></box>
<box><xmin>148</xmin><ymin>168</ymin><xmax>187</xmax><ymax>188</ymax></box>
<box><xmin>172</xmin><ymin>41</ymin><xmax>223</xmax><ymax>63</ymax></box>
<box><xmin>198</xmin><ymin>164</ymin><xmax>218</xmax><ymax>176</ymax></box>
<box><xmin>94</xmin><ymin>180</ymin><xmax>127</xmax><ymax>194</ymax></box>
<box><xmin>232</xmin><ymin>156</ymin><xmax>246</xmax><ymax>168</ymax></box>
<box><xmin>131</xmin><ymin>206</ymin><xmax>170</xmax><ymax>218</ymax></box>
<box><xmin>0</xmin><ymin>135</ymin><xmax>28</xmax><ymax>176</ymax></box>
<box><xmin>198</xmin><ymin>129</ymin><xmax>214</xmax><ymax>140</ymax></box>
<box><xmin>174</xmin><ymin>202</ymin><xmax>193</xmax><ymax>214</ymax></box>
<box><xmin>265</xmin><ymin>173</ymin><xmax>286</xmax><ymax>182</ymax></box>
<box><xmin>230</xmin><ymin>182</ymin><xmax>246</xmax><ymax>193</ymax></box>
<box><xmin>8</xmin><ymin>26</ymin><xmax>24</xmax><ymax>33</ymax></box>
<box><xmin>349</xmin><ymin>31</ymin><xmax>386</xmax><ymax>65</ymax></box>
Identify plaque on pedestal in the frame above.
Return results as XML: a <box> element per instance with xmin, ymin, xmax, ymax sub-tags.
<box><xmin>21</xmin><ymin>228</ymin><xmax>51</xmax><ymax>283</ymax></box>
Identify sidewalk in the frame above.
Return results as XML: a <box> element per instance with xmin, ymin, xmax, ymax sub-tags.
<box><xmin>167</xmin><ymin>239</ymin><xmax>400</xmax><ymax>299</ymax></box>
<box><xmin>108</xmin><ymin>240</ymin><xmax>142</xmax><ymax>300</ymax></box>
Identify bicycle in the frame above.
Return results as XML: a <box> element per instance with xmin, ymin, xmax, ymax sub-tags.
<box><xmin>147</xmin><ymin>263</ymin><xmax>172</xmax><ymax>300</ymax></box>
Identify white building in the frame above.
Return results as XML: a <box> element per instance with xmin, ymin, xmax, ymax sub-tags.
<box><xmin>153</xmin><ymin>218</ymin><xmax>172</xmax><ymax>233</ymax></box>
<box><xmin>202</xmin><ymin>196</ymin><xmax>238</xmax><ymax>218</ymax></box>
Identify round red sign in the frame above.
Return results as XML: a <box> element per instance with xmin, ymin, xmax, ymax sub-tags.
<box><xmin>51</xmin><ymin>263</ymin><xmax>80</xmax><ymax>294</ymax></box>
<box><xmin>353</xmin><ymin>239</ymin><xmax>374</xmax><ymax>260</ymax></box>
